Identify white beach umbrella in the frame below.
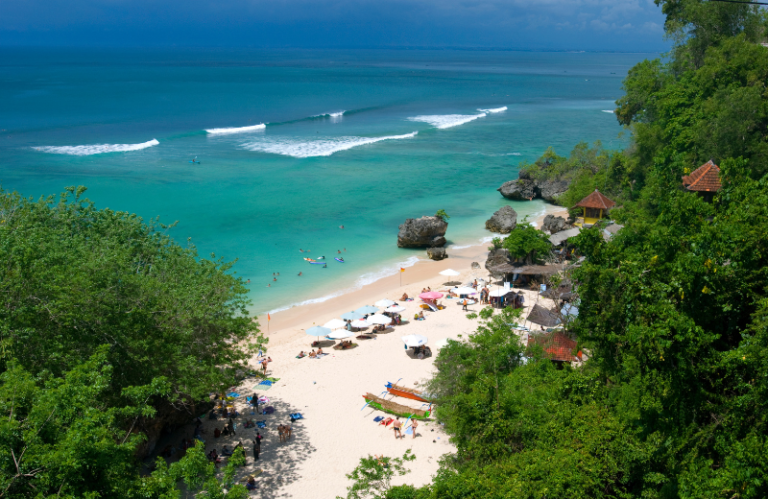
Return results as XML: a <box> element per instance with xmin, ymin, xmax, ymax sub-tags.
<box><xmin>452</xmin><ymin>286</ymin><xmax>477</xmax><ymax>296</ymax></box>
<box><xmin>341</xmin><ymin>311</ymin><xmax>365</xmax><ymax>321</ymax></box>
<box><xmin>375</xmin><ymin>299</ymin><xmax>396</xmax><ymax>308</ymax></box>
<box><xmin>439</xmin><ymin>269</ymin><xmax>461</xmax><ymax>276</ymax></box>
<box><xmin>323</xmin><ymin>319</ymin><xmax>347</xmax><ymax>329</ymax></box>
<box><xmin>350</xmin><ymin>319</ymin><xmax>369</xmax><ymax>328</ymax></box>
<box><xmin>385</xmin><ymin>305</ymin><xmax>406</xmax><ymax>313</ymax></box>
<box><xmin>355</xmin><ymin>305</ymin><xmax>379</xmax><ymax>314</ymax></box>
<box><xmin>367</xmin><ymin>314</ymin><xmax>391</xmax><ymax>325</ymax></box>
<box><xmin>306</xmin><ymin>326</ymin><xmax>332</xmax><ymax>337</ymax></box>
<box><xmin>402</xmin><ymin>335</ymin><xmax>428</xmax><ymax>347</ymax></box>
<box><xmin>327</xmin><ymin>329</ymin><xmax>355</xmax><ymax>340</ymax></box>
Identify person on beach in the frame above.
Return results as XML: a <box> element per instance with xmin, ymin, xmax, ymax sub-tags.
<box><xmin>246</xmin><ymin>476</ymin><xmax>257</xmax><ymax>490</ymax></box>
<box><xmin>285</xmin><ymin>423</ymin><xmax>292</xmax><ymax>439</ymax></box>
<box><xmin>473</xmin><ymin>279</ymin><xmax>478</xmax><ymax>289</ymax></box>
<box><xmin>255</xmin><ymin>432</ymin><xmax>263</xmax><ymax>448</ymax></box>
<box><xmin>277</xmin><ymin>424</ymin><xmax>285</xmax><ymax>443</ymax></box>
<box><xmin>411</xmin><ymin>419</ymin><xmax>418</xmax><ymax>439</ymax></box>
<box><xmin>309</xmin><ymin>350</ymin><xmax>316</xmax><ymax>358</ymax></box>
<box><xmin>298</xmin><ymin>351</ymin><xmax>306</xmax><ymax>358</ymax></box>
<box><xmin>317</xmin><ymin>347</ymin><xmax>324</xmax><ymax>355</ymax></box>
<box><xmin>393</xmin><ymin>418</ymin><xmax>402</xmax><ymax>439</ymax></box>
<box><xmin>400</xmin><ymin>292</ymin><xmax>408</xmax><ymax>301</ymax></box>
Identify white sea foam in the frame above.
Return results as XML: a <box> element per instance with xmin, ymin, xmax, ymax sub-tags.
<box><xmin>206</xmin><ymin>124</ymin><xmax>266</xmax><ymax>135</ymax></box>
<box><xmin>451</xmin><ymin>234</ymin><xmax>502</xmax><ymax>250</ymax></box>
<box><xmin>602</xmin><ymin>110</ymin><xmax>615</xmax><ymax>114</ymax></box>
<box><xmin>242</xmin><ymin>132</ymin><xmax>417</xmax><ymax>158</ymax></box>
<box><xmin>33</xmin><ymin>139</ymin><xmax>159</xmax><ymax>156</ymax></box>
<box><xmin>314</xmin><ymin>111</ymin><xmax>345</xmax><ymax>119</ymax></box>
<box><xmin>265</xmin><ymin>256</ymin><xmax>422</xmax><ymax>314</ymax></box>
<box><xmin>407</xmin><ymin>113</ymin><xmax>486</xmax><ymax>129</ymax></box>
<box><xmin>477</xmin><ymin>106</ymin><xmax>507</xmax><ymax>113</ymax></box>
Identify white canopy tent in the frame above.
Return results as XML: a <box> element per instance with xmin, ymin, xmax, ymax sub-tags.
<box><xmin>402</xmin><ymin>335</ymin><xmax>428</xmax><ymax>347</ymax></box>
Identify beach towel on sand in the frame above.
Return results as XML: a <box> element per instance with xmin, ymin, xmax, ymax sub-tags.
<box><xmin>257</xmin><ymin>380</ymin><xmax>273</xmax><ymax>387</ymax></box>
<box><xmin>227</xmin><ymin>392</ymin><xmax>240</xmax><ymax>398</ymax></box>
<box><xmin>267</xmin><ymin>377</ymin><xmax>280</xmax><ymax>382</ymax></box>
<box><xmin>256</xmin><ymin>420</ymin><xmax>267</xmax><ymax>428</ymax></box>
<box><xmin>290</xmin><ymin>413</ymin><xmax>304</xmax><ymax>421</ymax></box>
<box><xmin>373</xmin><ymin>416</ymin><xmax>384</xmax><ymax>423</ymax></box>
<box><xmin>313</xmin><ymin>353</ymin><xmax>329</xmax><ymax>359</ymax></box>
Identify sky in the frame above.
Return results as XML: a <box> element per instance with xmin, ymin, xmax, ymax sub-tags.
<box><xmin>0</xmin><ymin>0</ymin><xmax>670</xmax><ymax>52</ymax></box>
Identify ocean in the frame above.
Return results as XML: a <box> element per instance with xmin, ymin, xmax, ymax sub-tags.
<box><xmin>0</xmin><ymin>48</ymin><xmax>651</xmax><ymax>315</ymax></box>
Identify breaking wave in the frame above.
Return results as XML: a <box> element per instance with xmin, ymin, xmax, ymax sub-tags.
<box><xmin>602</xmin><ymin>110</ymin><xmax>615</xmax><ymax>114</ymax></box>
<box><xmin>477</xmin><ymin>106</ymin><xmax>507</xmax><ymax>113</ymax></box>
<box><xmin>407</xmin><ymin>113</ymin><xmax>486</xmax><ymax>129</ymax></box>
<box><xmin>242</xmin><ymin>131</ymin><xmax>417</xmax><ymax>158</ymax></box>
<box><xmin>206</xmin><ymin>124</ymin><xmax>266</xmax><ymax>135</ymax></box>
<box><xmin>33</xmin><ymin>139</ymin><xmax>160</xmax><ymax>156</ymax></box>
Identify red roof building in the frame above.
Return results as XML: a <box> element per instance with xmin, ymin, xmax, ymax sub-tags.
<box><xmin>527</xmin><ymin>331</ymin><xmax>582</xmax><ymax>363</ymax></box>
<box><xmin>682</xmin><ymin>160</ymin><xmax>722</xmax><ymax>193</ymax></box>
<box><xmin>573</xmin><ymin>189</ymin><xmax>617</xmax><ymax>211</ymax></box>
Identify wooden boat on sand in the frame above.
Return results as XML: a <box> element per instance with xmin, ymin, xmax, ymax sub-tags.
<box><xmin>363</xmin><ymin>393</ymin><xmax>431</xmax><ymax>420</ymax></box>
<box><xmin>385</xmin><ymin>382</ymin><xmax>433</xmax><ymax>403</ymax></box>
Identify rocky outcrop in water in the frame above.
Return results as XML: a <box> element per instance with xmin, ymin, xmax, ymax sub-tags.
<box><xmin>426</xmin><ymin>247</ymin><xmax>447</xmax><ymax>261</ymax></box>
<box><xmin>485</xmin><ymin>206</ymin><xmax>518</xmax><ymax>233</ymax></box>
<box><xmin>498</xmin><ymin>168</ymin><xmax>571</xmax><ymax>204</ymax></box>
<box><xmin>542</xmin><ymin>214</ymin><xmax>568</xmax><ymax>234</ymax></box>
<box><xmin>498</xmin><ymin>179</ymin><xmax>536</xmax><ymax>201</ymax></box>
<box><xmin>397</xmin><ymin>216</ymin><xmax>448</xmax><ymax>248</ymax></box>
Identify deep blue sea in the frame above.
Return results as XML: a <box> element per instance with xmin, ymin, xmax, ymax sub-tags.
<box><xmin>0</xmin><ymin>48</ymin><xmax>651</xmax><ymax>314</ymax></box>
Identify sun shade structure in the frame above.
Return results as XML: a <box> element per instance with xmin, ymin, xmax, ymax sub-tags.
<box><xmin>527</xmin><ymin>331</ymin><xmax>581</xmax><ymax>362</ymax></box>
<box><xmin>367</xmin><ymin>314</ymin><xmax>391</xmax><ymax>325</ymax></box>
<box><xmin>488</xmin><ymin>288</ymin><xmax>513</xmax><ymax>298</ymax></box>
<box><xmin>341</xmin><ymin>311</ymin><xmax>365</xmax><ymax>321</ymax></box>
<box><xmin>572</xmin><ymin>189</ymin><xmax>616</xmax><ymax>226</ymax></box>
<box><xmin>682</xmin><ymin>160</ymin><xmax>722</xmax><ymax>192</ymax></box>
<box><xmin>350</xmin><ymin>319</ymin><xmax>369</xmax><ymax>328</ymax></box>
<box><xmin>306</xmin><ymin>326</ymin><xmax>332</xmax><ymax>337</ymax></box>
<box><xmin>526</xmin><ymin>303</ymin><xmax>561</xmax><ymax>328</ymax></box>
<box><xmin>323</xmin><ymin>319</ymin><xmax>347</xmax><ymax>329</ymax></box>
<box><xmin>419</xmin><ymin>291</ymin><xmax>443</xmax><ymax>300</ymax></box>
<box><xmin>402</xmin><ymin>334</ymin><xmax>428</xmax><ymax>347</ymax></box>
<box><xmin>355</xmin><ymin>305</ymin><xmax>379</xmax><ymax>315</ymax></box>
<box><xmin>327</xmin><ymin>329</ymin><xmax>354</xmax><ymax>340</ymax></box>
<box><xmin>385</xmin><ymin>305</ymin><xmax>406</xmax><ymax>313</ymax></box>
<box><xmin>439</xmin><ymin>268</ymin><xmax>461</xmax><ymax>276</ymax></box>
<box><xmin>375</xmin><ymin>299</ymin><xmax>396</xmax><ymax>308</ymax></box>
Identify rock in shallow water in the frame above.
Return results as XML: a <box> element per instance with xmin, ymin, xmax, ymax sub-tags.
<box><xmin>485</xmin><ymin>205</ymin><xmax>518</xmax><ymax>234</ymax></box>
<box><xmin>498</xmin><ymin>179</ymin><xmax>536</xmax><ymax>201</ymax></box>
<box><xmin>397</xmin><ymin>216</ymin><xmax>448</xmax><ymax>248</ymax></box>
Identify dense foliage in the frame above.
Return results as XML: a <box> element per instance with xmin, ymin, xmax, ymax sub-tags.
<box><xmin>501</xmin><ymin>222</ymin><xmax>550</xmax><ymax>264</ymax></box>
<box><xmin>363</xmin><ymin>2</ymin><xmax>768</xmax><ymax>498</ymax></box>
<box><xmin>0</xmin><ymin>187</ymin><xmax>263</xmax><ymax>497</ymax></box>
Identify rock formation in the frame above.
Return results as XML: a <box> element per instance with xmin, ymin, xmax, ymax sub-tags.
<box><xmin>485</xmin><ymin>205</ymin><xmax>518</xmax><ymax>233</ymax></box>
<box><xmin>397</xmin><ymin>216</ymin><xmax>448</xmax><ymax>248</ymax></box>
<box><xmin>485</xmin><ymin>247</ymin><xmax>512</xmax><ymax>276</ymax></box>
<box><xmin>471</xmin><ymin>262</ymin><xmax>481</xmax><ymax>269</ymax></box>
<box><xmin>498</xmin><ymin>179</ymin><xmax>536</xmax><ymax>201</ymax></box>
<box><xmin>426</xmin><ymin>247</ymin><xmax>447</xmax><ymax>260</ymax></box>
<box><xmin>541</xmin><ymin>214</ymin><xmax>568</xmax><ymax>234</ymax></box>
<box><xmin>498</xmin><ymin>166</ymin><xmax>571</xmax><ymax>203</ymax></box>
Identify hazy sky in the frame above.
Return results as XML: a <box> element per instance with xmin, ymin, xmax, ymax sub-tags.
<box><xmin>0</xmin><ymin>0</ymin><xmax>670</xmax><ymax>51</ymax></box>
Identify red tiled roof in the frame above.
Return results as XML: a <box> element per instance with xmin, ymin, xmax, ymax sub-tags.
<box><xmin>682</xmin><ymin>160</ymin><xmax>722</xmax><ymax>192</ymax></box>
<box><xmin>527</xmin><ymin>331</ymin><xmax>581</xmax><ymax>362</ymax></box>
<box><xmin>573</xmin><ymin>189</ymin><xmax>616</xmax><ymax>210</ymax></box>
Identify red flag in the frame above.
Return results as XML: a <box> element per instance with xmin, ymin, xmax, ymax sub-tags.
<box><xmin>267</xmin><ymin>313</ymin><xmax>271</xmax><ymax>321</ymax></box>
<box><xmin>400</xmin><ymin>268</ymin><xmax>405</xmax><ymax>272</ymax></box>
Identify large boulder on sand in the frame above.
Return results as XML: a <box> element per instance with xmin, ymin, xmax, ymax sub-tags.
<box><xmin>426</xmin><ymin>247</ymin><xmax>447</xmax><ymax>261</ymax></box>
<box><xmin>397</xmin><ymin>216</ymin><xmax>448</xmax><ymax>248</ymax></box>
<box><xmin>485</xmin><ymin>206</ymin><xmax>518</xmax><ymax>234</ymax></box>
<box><xmin>485</xmin><ymin>247</ymin><xmax>512</xmax><ymax>276</ymax></box>
<box><xmin>498</xmin><ymin>179</ymin><xmax>536</xmax><ymax>201</ymax></box>
<box><xmin>542</xmin><ymin>214</ymin><xmax>568</xmax><ymax>234</ymax></box>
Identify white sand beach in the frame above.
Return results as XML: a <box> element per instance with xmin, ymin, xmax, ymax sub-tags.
<box><xmin>200</xmin><ymin>206</ymin><xmax>567</xmax><ymax>498</ymax></box>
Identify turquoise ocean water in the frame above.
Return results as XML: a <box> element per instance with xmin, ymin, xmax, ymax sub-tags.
<box><xmin>0</xmin><ymin>48</ymin><xmax>651</xmax><ymax>314</ymax></box>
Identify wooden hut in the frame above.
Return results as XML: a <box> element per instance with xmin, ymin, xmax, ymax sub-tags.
<box><xmin>572</xmin><ymin>189</ymin><xmax>616</xmax><ymax>227</ymax></box>
<box><xmin>526</xmin><ymin>303</ymin><xmax>561</xmax><ymax>328</ymax></box>
<box><xmin>682</xmin><ymin>160</ymin><xmax>722</xmax><ymax>202</ymax></box>
<box><xmin>527</xmin><ymin>331</ymin><xmax>582</xmax><ymax>364</ymax></box>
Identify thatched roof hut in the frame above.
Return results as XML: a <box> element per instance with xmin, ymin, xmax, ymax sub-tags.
<box><xmin>526</xmin><ymin>303</ymin><xmax>561</xmax><ymax>328</ymax></box>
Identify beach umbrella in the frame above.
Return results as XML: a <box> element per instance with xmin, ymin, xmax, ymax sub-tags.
<box><xmin>375</xmin><ymin>299</ymin><xmax>396</xmax><ymax>308</ymax></box>
<box><xmin>327</xmin><ymin>329</ymin><xmax>354</xmax><ymax>340</ymax></box>
<box><xmin>350</xmin><ymin>319</ymin><xmax>369</xmax><ymax>328</ymax></box>
<box><xmin>419</xmin><ymin>291</ymin><xmax>444</xmax><ymax>301</ymax></box>
<box><xmin>341</xmin><ymin>311</ymin><xmax>365</xmax><ymax>321</ymax></box>
<box><xmin>488</xmin><ymin>288</ymin><xmax>511</xmax><ymax>298</ymax></box>
<box><xmin>402</xmin><ymin>335</ymin><xmax>428</xmax><ymax>347</ymax></box>
<box><xmin>323</xmin><ymin>319</ymin><xmax>347</xmax><ymax>329</ymax></box>
<box><xmin>355</xmin><ymin>305</ymin><xmax>379</xmax><ymax>314</ymax></box>
<box><xmin>452</xmin><ymin>287</ymin><xmax>477</xmax><ymax>296</ymax></box>
<box><xmin>306</xmin><ymin>326</ymin><xmax>332</xmax><ymax>337</ymax></box>
<box><xmin>439</xmin><ymin>269</ymin><xmax>461</xmax><ymax>276</ymax></box>
<box><xmin>385</xmin><ymin>305</ymin><xmax>406</xmax><ymax>313</ymax></box>
<box><xmin>367</xmin><ymin>314</ymin><xmax>391</xmax><ymax>325</ymax></box>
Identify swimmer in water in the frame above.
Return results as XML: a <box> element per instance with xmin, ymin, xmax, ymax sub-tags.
<box><xmin>340</xmin><ymin>225</ymin><xmax>344</xmax><ymax>229</ymax></box>
<box><xmin>323</xmin><ymin>264</ymin><xmax>327</xmax><ymax>268</ymax></box>
<box><xmin>298</xmin><ymin>272</ymin><xmax>302</xmax><ymax>276</ymax></box>
<box><xmin>247</xmin><ymin>279</ymin><xmax>250</xmax><ymax>284</ymax></box>
<box><xmin>273</xmin><ymin>277</ymin><xmax>277</xmax><ymax>282</ymax></box>
<box><xmin>338</xmin><ymin>250</ymin><xmax>341</xmax><ymax>254</ymax></box>
<box><xmin>300</xmin><ymin>249</ymin><xmax>304</xmax><ymax>252</ymax></box>
<box><xmin>267</xmin><ymin>283</ymin><xmax>271</xmax><ymax>287</ymax></box>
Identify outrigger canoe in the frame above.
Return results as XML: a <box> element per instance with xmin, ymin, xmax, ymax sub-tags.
<box><xmin>385</xmin><ymin>382</ymin><xmax>433</xmax><ymax>403</ymax></box>
<box><xmin>303</xmin><ymin>258</ymin><xmax>316</xmax><ymax>263</ymax></box>
<box><xmin>362</xmin><ymin>393</ymin><xmax>431</xmax><ymax>420</ymax></box>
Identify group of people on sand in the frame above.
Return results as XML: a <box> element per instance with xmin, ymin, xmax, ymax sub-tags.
<box><xmin>297</xmin><ymin>347</ymin><xmax>324</xmax><ymax>358</ymax></box>
<box><xmin>391</xmin><ymin>417</ymin><xmax>418</xmax><ymax>439</ymax></box>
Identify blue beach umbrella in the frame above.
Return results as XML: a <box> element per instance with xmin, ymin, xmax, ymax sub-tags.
<box><xmin>355</xmin><ymin>305</ymin><xmax>379</xmax><ymax>315</ymax></box>
<box><xmin>341</xmin><ymin>311</ymin><xmax>365</xmax><ymax>321</ymax></box>
<box><xmin>306</xmin><ymin>326</ymin><xmax>332</xmax><ymax>337</ymax></box>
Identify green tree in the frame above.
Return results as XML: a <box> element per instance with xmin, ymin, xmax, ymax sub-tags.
<box><xmin>435</xmin><ymin>210</ymin><xmax>450</xmax><ymax>223</ymax></box>
<box><xmin>501</xmin><ymin>223</ymin><xmax>550</xmax><ymax>264</ymax></box>
<box><xmin>338</xmin><ymin>451</ymin><xmax>416</xmax><ymax>499</ymax></box>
